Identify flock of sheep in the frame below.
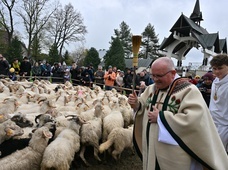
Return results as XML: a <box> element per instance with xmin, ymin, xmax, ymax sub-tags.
<box><xmin>0</xmin><ymin>78</ymin><xmax>135</xmax><ymax>170</ymax></box>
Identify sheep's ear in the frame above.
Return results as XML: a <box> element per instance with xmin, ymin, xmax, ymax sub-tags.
<box><xmin>31</xmin><ymin>128</ymin><xmax>37</xmax><ymax>133</ymax></box>
<box><xmin>43</xmin><ymin>129</ymin><xmax>52</xmax><ymax>139</ymax></box>
<box><xmin>77</xmin><ymin>116</ymin><xmax>87</xmax><ymax>125</ymax></box>
<box><xmin>5</xmin><ymin>128</ymin><xmax>14</xmax><ymax>137</ymax></box>
<box><xmin>0</xmin><ymin>114</ymin><xmax>4</xmax><ymax>120</ymax></box>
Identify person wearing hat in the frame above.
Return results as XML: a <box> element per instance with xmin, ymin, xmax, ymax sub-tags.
<box><xmin>198</xmin><ymin>72</ymin><xmax>214</xmax><ymax>107</ymax></box>
<box><xmin>104</xmin><ymin>65</ymin><xmax>116</xmax><ymax>90</ymax></box>
<box><xmin>12</xmin><ymin>58</ymin><xmax>20</xmax><ymax>75</ymax></box>
<box><xmin>194</xmin><ymin>75</ymin><xmax>201</xmax><ymax>84</ymax></box>
<box><xmin>116</xmin><ymin>69</ymin><xmax>120</xmax><ymax>77</ymax></box>
<box><xmin>8</xmin><ymin>67</ymin><xmax>17</xmax><ymax>81</ymax></box>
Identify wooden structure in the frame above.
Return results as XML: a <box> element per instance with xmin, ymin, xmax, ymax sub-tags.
<box><xmin>159</xmin><ymin>0</ymin><xmax>227</xmax><ymax>67</ymax></box>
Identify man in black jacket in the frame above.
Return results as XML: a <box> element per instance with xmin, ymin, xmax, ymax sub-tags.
<box><xmin>20</xmin><ymin>57</ymin><xmax>32</xmax><ymax>79</ymax></box>
<box><xmin>0</xmin><ymin>54</ymin><xmax>9</xmax><ymax>77</ymax></box>
<box><xmin>124</xmin><ymin>68</ymin><xmax>134</xmax><ymax>96</ymax></box>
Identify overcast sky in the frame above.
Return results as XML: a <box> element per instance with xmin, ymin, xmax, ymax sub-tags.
<box><xmin>60</xmin><ymin>0</ymin><xmax>228</xmax><ymax>66</ymax></box>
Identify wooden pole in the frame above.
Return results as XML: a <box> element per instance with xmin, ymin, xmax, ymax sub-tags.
<box><xmin>132</xmin><ymin>35</ymin><xmax>142</xmax><ymax>93</ymax></box>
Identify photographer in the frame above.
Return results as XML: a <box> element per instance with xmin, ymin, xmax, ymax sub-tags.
<box><xmin>198</xmin><ymin>72</ymin><xmax>214</xmax><ymax>107</ymax></box>
<box><xmin>104</xmin><ymin>65</ymin><xmax>116</xmax><ymax>90</ymax></box>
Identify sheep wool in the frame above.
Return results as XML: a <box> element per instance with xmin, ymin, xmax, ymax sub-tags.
<box><xmin>99</xmin><ymin>125</ymin><xmax>134</xmax><ymax>160</ymax></box>
<box><xmin>41</xmin><ymin>117</ymin><xmax>82</xmax><ymax>170</ymax></box>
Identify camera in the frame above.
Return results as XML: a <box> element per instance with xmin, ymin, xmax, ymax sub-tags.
<box><xmin>199</xmin><ymin>87</ymin><xmax>207</xmax><ymax>93</ymax></box>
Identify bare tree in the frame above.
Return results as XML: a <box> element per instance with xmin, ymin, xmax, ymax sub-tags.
<box><xmin>71</xmin><ymin>45</ymin><xmax>86</xmax><ymax>64</ymax></box>
<box><xmin>16</xmin><ymin>0</ymin><xmax>58</xmax><ymax>57</ymax></box>
<box><xmin>46</xmin><ymin>3</ymin><xmax>87</xmax><ymax>56</ymax></box>
<box><xmin>0</xmin><ymin>0</ymin><xmax>16</xmax><ymax>46</ymax></box>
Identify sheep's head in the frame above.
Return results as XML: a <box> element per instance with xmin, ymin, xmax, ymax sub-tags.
<box><xmin>65</xmin><ymin>115</ymin><xmax>87</xmax><ymax>126</ymax></box>
<box><xmin>3</xmin><ymin>98</ymin><xmax>19</xmax><ymax>110</ymax></box>
<box><xmin>11</xmin><ymin>112</ymin><xmax>34</xmax><ymax>128</ymax></box>
<box><xmin>76</xmin><ymin>103</ymin><xmax>90</xmax><ymax>111</ymax></box>
<box><xmin>109</xmin><ymin>98</ymin><xmax>119</xmax><ymax>109</ymax></box>
<box><xmin>30</xmin><ymin>126</ymin><xmax>53</xmax><ymax>147</ymax></box>
<box><xmin>94</xmin><ymin>103</ymin><xmax>104</xmax><ymax>117</ymax></box>
<box><xmin>4</xmin><ymin>120</ymin><xmax>24</xmax><ymax>138</ymax></box>
<box><xmin>35</xmin><ymin>113</ymin><xmax>56</xmax><ymax>127</ymax></box>
<box><xmin>0</xmin><ymin>113</ymin><xmax>10</xmax><ymax>123</ymax></box>
<box><xmin>118</xmin><ymin>96</ymin><xmax>127</xmax><ymax>105</ymax></box>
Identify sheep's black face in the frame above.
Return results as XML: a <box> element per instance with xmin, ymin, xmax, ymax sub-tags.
<box><xmin>46</xmin><ymin>122</ymin><xmax>56</xmax><ymax>132</ymax></box>
<box><xmin>11</xmin><ymin>115</ymin><xmax>34</xmax><ymax>128</ymax></box>
<box><xmin>44</xmin><ymin>115</ymin><xmax>55</xmax><ymax>124</ymax></box>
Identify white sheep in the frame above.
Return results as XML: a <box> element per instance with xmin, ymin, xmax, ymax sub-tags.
<box><xmin>41</xmin><ymin>115</ymin><xmax>86</xmax><ymax>170</ymax></box>
<box><xmin>0</xmin><ymin>97</ymin><xmax>19</xmax><ymax>115</ymax></box>
<box><xmin>118</xmin><ymin>96</ymin><xmax>134</xmax><ymax>127</ymax></box>
<box><xmin>0</xmin><ymin>126</ymin><xmax>52</xmax><ymax>170</ymax></box>
<box><xmin>79</xmin><ymin>103</ymin><xmax>104</xmax><ymax>166</ymax></box>
<box><xmin>99</xmin><ymin>125</ymin><xmax>134</xmax><ymax>160</ymax></box>
<box><xmin>102</xmin><ymin>98</ymin><xmax>124</xmax><ymax>142</ymax></box>
<box><xmin>0</xmin><ymin>119</ymin><xmax>24</xmax><ymax>144</ymax></box>
<box><xmin>0</xmin><ymin>82</ymin><xmax>10</xmax><ymax>101</ymax></box>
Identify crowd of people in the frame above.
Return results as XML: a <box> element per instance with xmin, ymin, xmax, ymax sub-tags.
<box><xmin>0</xmin><ymin>54</ymin><xmax>154</xmax><ymax>96</ymax></box>
<box><xmin>0</xmin><ymin>54</ymin><xmax>82</xmax><ymax>83</ymax></box>
<box><xmin>70</xmin><ymin>63</ymin><xmax>154</xmax><ymax>95</ymax></box>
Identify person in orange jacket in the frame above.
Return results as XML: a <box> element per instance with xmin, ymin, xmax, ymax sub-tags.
<box><xmin>104</xmin><ymin>65</ymin><xmax>116</xmax><ymax>90</ymax></box>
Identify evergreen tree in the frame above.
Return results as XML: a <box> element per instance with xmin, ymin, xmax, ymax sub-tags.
<box><xmin>141</xmin><ymin>23</ymin><xmax>159</xmax><ymax>59</ymax></box>
<box><xmin>31</xmin><ymin>34</ymin><xmax>42</xmax><ymax>61</ymax></box>
<box><xmin>7</xmin><ymin>36</ymin><xmax>23</xmax><ymax>64</ymax></box>
<box><xmin>114</xmin><ymin>21</ymin><xmax>132</xmax><ymax>58</ymax></box>
<box><xmin>84</xmin><ymin>47</ymin><xmax>100</xmax><ymax>69</ymax></box>
<box><xmin>63</xmin><ymin>50</ymin><xmax>74</xmax><ymax>65</ymax></box>
<box><xmin>104</xmin><ymin>37</ymin><xmax>125</xmax><ymax>71</ymax></box>
<box><xmin>48</xmin><ymin>43</ymin><xmax>60</xmax><ymax>65</ymax></box>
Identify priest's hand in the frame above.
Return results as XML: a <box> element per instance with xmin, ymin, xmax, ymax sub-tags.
<box><xmin>148</xmin><ymin>106</ymin><xmax>159</xmax><ymax>123</ymax></box>
<box><xmin>128</xmin><ymin>90</ymin><xmax>139</xmax><ymax>111</ymax></box>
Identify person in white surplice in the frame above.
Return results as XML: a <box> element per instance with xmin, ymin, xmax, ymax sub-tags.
<box><xmin>209</xmin><ymin>54</ymin><xmax>228</xmax><ymax>153</ymax></box>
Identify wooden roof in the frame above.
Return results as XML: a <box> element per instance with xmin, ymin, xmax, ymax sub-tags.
<box><xmin>159</xmin><ymin>0</ymin><xmax>227</xmax><ymax>55</ymax></box>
